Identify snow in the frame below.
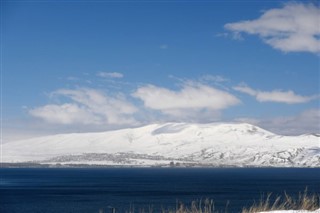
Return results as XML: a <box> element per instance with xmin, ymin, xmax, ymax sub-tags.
<box><xmin>2</xmin><ymin>123</ymin><xmax>320</xmax><ymax>167</ymax></box>
<box><xmin>259</xmin><ymin>209</ymin><xmax>320</xmax><ymax>213</ymax></box>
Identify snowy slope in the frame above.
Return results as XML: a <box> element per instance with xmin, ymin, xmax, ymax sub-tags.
<box><xmin>2</xmin><ymin>123</ymin><xmax>320</xmax><ymax>167</ymax></box>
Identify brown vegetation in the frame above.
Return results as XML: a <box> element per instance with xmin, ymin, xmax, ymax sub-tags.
<box><xmin>242</xmin><ymin>189</ymin><xmax>320</xmax><ymax>213</ymax></box>
<box><xmin>102</xmin><ymin>190</ymin><xmax>319</xmax><ymax>213</ymax></box>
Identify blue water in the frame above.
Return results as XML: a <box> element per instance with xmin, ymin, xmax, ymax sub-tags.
<box><xmin>0</xmin><ymin>168</ymin><xmax>319</xmax><ymax>213</ymax></box>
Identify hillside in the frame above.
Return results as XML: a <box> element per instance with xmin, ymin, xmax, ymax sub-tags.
<box><xmin>2</xmin><ymin>123</ymin><xmax>319</xmax><ymax>167</ymax></box>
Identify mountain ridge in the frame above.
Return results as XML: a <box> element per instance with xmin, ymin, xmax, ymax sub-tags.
<box><xmin>2</xmin><ymin>122</ymin><xmax>319</xmax><ymax>167</ymax></box>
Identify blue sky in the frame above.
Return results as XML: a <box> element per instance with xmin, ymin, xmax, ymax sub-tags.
<box><xmin>2</xmin><ymin>0</ymin><xmax>320</xmax><ymax>141</ymax></box>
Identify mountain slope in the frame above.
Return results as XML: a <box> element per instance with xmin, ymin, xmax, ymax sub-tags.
<box><xmin>2</xmin><ymin>123</ymin><xmax>320</xmax><ymax>167</ymax></box>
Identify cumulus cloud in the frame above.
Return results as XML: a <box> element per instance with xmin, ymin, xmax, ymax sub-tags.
<box><xmin>233</xmin><ymin>85</ymin><xmax>319</xmax><ymax>104</ymax></box>
<box><xmin>29</xmin><ymin>88</ymin><xmax>137</xmax><ymax>126</ymax></box>
<box><xmin>29</xmin><ymin>103</ymin><xmax>100</xmax><ymax>125</ymax></box>
<box><xmin>132</xmin><ymin>82</ymin><xmax>240</xmax><ymax>119</ymax></box>
<box><xmin>225</xmin><ymin>2</ymin><xmax>320</xmax><ymax>54</ymax></box>
<box><xmin>97</xmin><ymin>72</ymin><xmax>124</xmax><ymax>78</ymax></box>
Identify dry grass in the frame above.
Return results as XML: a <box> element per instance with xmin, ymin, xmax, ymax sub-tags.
<box><xmin>121</xmin><ymin>199</ymin><xmax>216</xmax><ymax>213</ymax></box>
<box><xmin>167</xmin><ymin>199</ymin><xmax>216</xmax><ymax>213</ymax></box>
<box><xmin>104</xmin><ymin>190</ymin><xmax>319</xmax><ymax>213</ymax></box>
<box><xmin>242</xmin><ymin>189</ymin><xmax>320</xmax><ymax>213</ymax></box>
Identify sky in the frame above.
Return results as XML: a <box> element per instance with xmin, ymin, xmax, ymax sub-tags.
<box><xmin>2</xmin><ymin>0</ymin><xmax>320</xmax><ymax>142</ymax></box>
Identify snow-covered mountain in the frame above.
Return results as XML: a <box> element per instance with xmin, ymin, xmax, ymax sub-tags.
<box><xmin>2</xmin><ymin>123</ymin><xmax>320</xmax><ymax>167</ymax></box>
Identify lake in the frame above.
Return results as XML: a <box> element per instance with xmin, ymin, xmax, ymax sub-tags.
<box><xmin>0</xmin><ymin>168</ymin><xmax>319</xmax><ymax>213</ymax></box>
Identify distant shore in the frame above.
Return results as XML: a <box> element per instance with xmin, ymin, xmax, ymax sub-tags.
<box><xmin>1</xmin><ymin>162</ymin><xmax>320</xmax><ymax>168</ymax></box>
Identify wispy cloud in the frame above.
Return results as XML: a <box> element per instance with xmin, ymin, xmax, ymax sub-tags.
<box><xmin>30</xmin><ymin>88</ymin><xmax>137</xmax><ymax>126</ymax></box>
<box><xmin>97</xmin><ymin>72</ymin><xmax>124</xmax><ymax>78</ymax></box>
<box><xmin>200</xmin><ymin>75</ymin><xmax>229</xmax><ymax>83</ymax></box>
<box><xmin>66</xmin><ymin>76</ymin><xmax>79</xmax><ymax>81</ymax></box>
<box><xmin>233</xmin><ymin>84</ymin><xmax>319</xmax><ymax>104</ymax></box>
<box><xmin>225</xmin><ymin>2</ymin><xmax>320</xmax><ymax>54</ymax></box>
<box><xmin>159</xmin><ymin>44</ymin><xmax>168</xmax><ymax>49</ymax></box>
<box><xmin>266</xmin><ymin>108</ymin><xmax>320</xmax><ymax>135</ymax></box>
<box><xmin>199</xmin><ymin>75</ymin><xmax>230</xmax><ymax>85</ymax></box>
<box><xmin>235</xmin><ymin>108</ymin><xmax>320</xmax><ymax>135</ymax></box>
<box><xmin>216</xmin><ymin>32</ymin><xmax>243</xmax><ymax>41</ymax></box>
<box><xmin>132</xmin><ymin>82</ymin><xmax>240</xmax><ymax>120</ymax></box>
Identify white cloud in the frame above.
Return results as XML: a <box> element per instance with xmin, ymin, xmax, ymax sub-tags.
<box><xmin>233</xmin><ymin>117</ymin><xmax>260</xmax><ymax>126</ymax></box>
<box><xmin>132</xmin><ymin>82</ymin><xmax>240</xmax><ymax>119</ymax></box>
<box><xmin>225</xmin><ymin>2</ymin><xmax>320</xmax><ymax>54</ymax></box>
<box><xmin>234</xmin><ymin>85</ymin><xmax>319</xmax><ymax>104</ymax></box>
<box><xmin>236</xmin><ymin>109</ymin><xmax>320</xmax><ymax>135</ymax></box>
<box><xmin>29</xmin><ymin>103</ymin><xmax>100</xmax><ymax>125</ymax></box>
<box><xmin>29</xmin><ymin>88</ymin><xmax>137</xmax><ymax>126</ymax></box>
<box><xmin>267</xmin><ymin>109</ymin><xmax>320</xmax><ymax>135</ymax></box>
<box><xmin>97</xmin><ymin>72</ymin><xmax>124</xmax><ymax>78</ymax></box>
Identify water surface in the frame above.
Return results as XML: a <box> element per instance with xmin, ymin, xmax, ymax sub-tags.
<box><xmin>0</xmin><ymin>168</ymin><xmax>319</xmax><ymax>213</ymax></box>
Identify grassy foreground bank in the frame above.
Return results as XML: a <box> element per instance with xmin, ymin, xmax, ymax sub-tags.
<box><xmin>101</xmin><ymin>190</ymin><xmax>319</xmax><ymax>213</ymax></box>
